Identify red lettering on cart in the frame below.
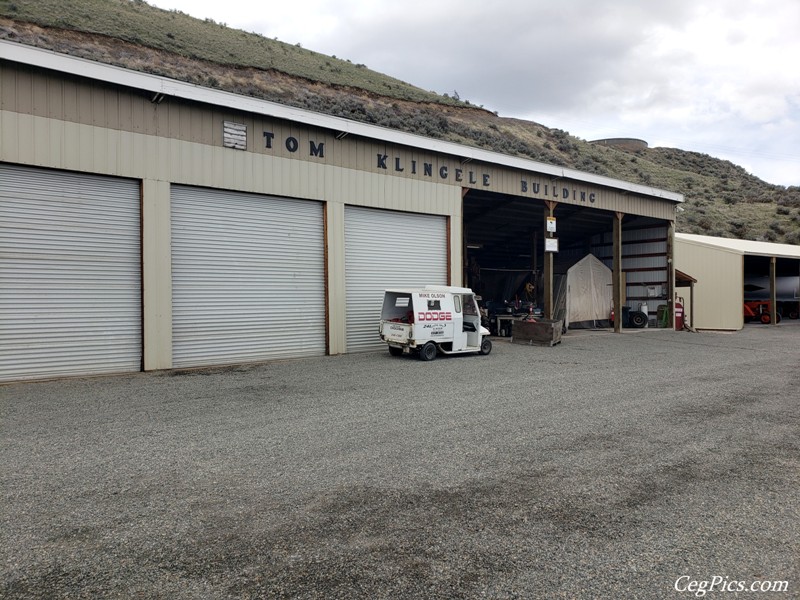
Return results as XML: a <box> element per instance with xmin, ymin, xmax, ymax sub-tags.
<box><xmin>417</xmin><ymin>312</ymin><xmax>452</xmax><ymax>322</ymax></box>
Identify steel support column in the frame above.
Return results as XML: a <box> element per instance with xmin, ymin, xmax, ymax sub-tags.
<box><xmin>667</xmin><ymin>221</ymin><xmax>675</xmax><ymax>329</ymax></box>
<box><xmin>613</xmin><ymin>212</ymin><xmax>624</xmax><ymax>333</ymax></box>
<box><xmin>543</xmin><ymin>201</ymin><xmax>557</xmax><ymax>319</ymax></box>
<box><xmin>770</xmin><ymin>256</ymin><xmax>777</xmax><ymax>325</ymax></box>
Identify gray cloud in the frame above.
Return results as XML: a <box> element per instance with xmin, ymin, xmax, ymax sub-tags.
<box><xmin>320</xmin><ymin>1</ymin><xmax>698</xmax><ymax>115</ymax></box>
<box><xmin>150</xmin><ymin>0</ymin><xmax>800</xmax><ymax>185</ymax></box>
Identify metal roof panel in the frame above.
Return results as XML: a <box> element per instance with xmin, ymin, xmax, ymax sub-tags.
<box><xmin>676</xmin><ymin>233</ymin><xmax>800</xmax><ymax>259</ymax></box>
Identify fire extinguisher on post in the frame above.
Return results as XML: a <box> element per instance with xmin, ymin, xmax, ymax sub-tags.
<box><xmin>675</xmin><ymin>297</ymin><xmax>685</xmax><ymax>330</ymax></box>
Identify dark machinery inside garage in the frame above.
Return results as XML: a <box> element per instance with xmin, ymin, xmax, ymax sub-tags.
<box><xmin>464</xmin><ymin>191</ymin><xmax>603</xmax><ymax>300</ymax></box>
<box><xmin>743</xmin><ymin>255</ymin><xmax>800</xmax><ymax>322</ymax></box>
<box><xmin>462</xmin><ymin>189</ymin><xmax>670</xmax><ymax>330</ymax></box>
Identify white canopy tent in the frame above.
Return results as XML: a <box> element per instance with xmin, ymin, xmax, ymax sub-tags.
<box><xmin>563</xmin><ymin>254</ymin><xmax>613</xmax><ymax>329</ymax></box>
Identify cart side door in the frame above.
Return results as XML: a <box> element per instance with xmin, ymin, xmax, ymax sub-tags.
<box><xmin>452</xmin><ymin>294</ymin><xmax>468</xmax><ymax>351</ymax></box>
<box><xmin>462</xmin><ymin>294</ymin><xmax>482</xmax><ymax>347</ymax></box>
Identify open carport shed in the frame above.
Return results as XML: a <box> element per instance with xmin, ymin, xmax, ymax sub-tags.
<box><xmin>674</xmin><ymin>233</ymin><xmax>800</xmax><ymax>330</ymax></box>
<box><xmin>463</xmin><ymin>189</ymin><xmax>675</xmax><ymax>328</ymax></box>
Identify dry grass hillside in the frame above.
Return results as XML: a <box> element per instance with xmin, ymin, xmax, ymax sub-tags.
<box><xmin>1</xmin><ymin>0</ymin><xmax>798</xmax><ymax>243</ymax></box>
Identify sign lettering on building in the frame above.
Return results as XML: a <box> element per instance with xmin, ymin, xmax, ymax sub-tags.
<box><xmin>250</xmin><ymin>126</ymin><xmax>615</xmax><ymax>208</ymax></box>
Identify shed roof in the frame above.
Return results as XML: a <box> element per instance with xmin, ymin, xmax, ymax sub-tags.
<box><xmin>675</xmin><ymin>269</ymin><xmax>698</xmax><ymax>286</ymax></box>
<box><xmin>385</xmin><ymin>286</ymin><xmax>476</xmax><ymax>295</ymax></box>
<box><xmin>675</xmin><ymin>233</ymin><xmax>800</xmax><ymax>260</ymax></box>
<box><xmin>0</xmin><ymin>40</ymin><xmax>684</xmax><ymax>203</ymax></box>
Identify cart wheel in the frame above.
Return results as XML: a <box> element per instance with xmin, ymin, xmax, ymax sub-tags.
<box><xmin>760</xmin><ymin>313</ymin><xmax>771</xmax><ymax>324</ymax></box>
<box><xmin>789</xmin><ymin>310</ymin><xmax>799</xmax><ymax>320</ymax></box>
<box><xmin>630</xmin><ymin>311</ymin><xmax>648</xmax><ymax>328</ymax></box>
<box><xmin>479</xmin><ymin>338</ymin><xmax>492</xmax><ymax>356</ymax></box>
<box><xmin>419</xmin><ymin>342</ymin><xmax>437</xmax><ymax>361</ymax></box>
<box><xmin>388</xmin><ymin>346</ymin><xmax>403</xmax><ymax>357</ymax></box>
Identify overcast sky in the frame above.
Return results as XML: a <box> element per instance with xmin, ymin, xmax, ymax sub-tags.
<box><xmin>148</xmin><ymin>0</ymin><xmax>799</xmax><ymax>187</ymax></box>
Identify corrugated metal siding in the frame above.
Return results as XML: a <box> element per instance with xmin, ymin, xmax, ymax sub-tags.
<box><xmin>170</xmin><ymin>186</ymin><xmax>325</xmax><ymax>367</ymax></box>
<box><xmin>0</xmin><ymin>163</ymin><xmax>141</xmax><ymax>381</ymax></box>
<box><xmin>1</xmin><ymin>62</ymin><xmax>680</xmax><ymax>221</ymax></box>
<box><xmin>0</xmin><ymin>108</ymin><xmax>462</xmax><ymax>241</ymax></box>
<box><xmin>345</xmin><ymin>206</ymin><xmax>447</xmax><ymax>352</ymax></box>
<box><xmin>675</xmin><ymin>239</ymin><xmax>744</xmax><ymax>329</ymax></box>
<box><xmin>592</xmin><ymin>226</ymin><xmax>669</xmax><ymax>317</ymax></box>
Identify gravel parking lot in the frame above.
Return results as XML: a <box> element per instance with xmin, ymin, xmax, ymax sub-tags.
<box><xmin>2</xmin><ymin>325</ymin><xmax>798</xmax><ymax>599</ymax></box>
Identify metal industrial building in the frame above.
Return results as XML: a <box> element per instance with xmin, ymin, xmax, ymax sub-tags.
<box><xmin>675</xmin><ymin>233</ymin><xmax>800</xmax><ymax>330</ymax></box>
<box><xmin>1</xmin><ymin>40</ymin><xmax>685</xmax><ymax>382</ymax></box>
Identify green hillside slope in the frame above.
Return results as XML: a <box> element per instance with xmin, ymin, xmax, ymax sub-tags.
<box><xmin>1</xmin><ymin>0</ymin><xmax>798</xmax><ymax>243</ymax></box>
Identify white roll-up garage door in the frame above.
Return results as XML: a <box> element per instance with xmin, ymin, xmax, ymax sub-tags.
<box><xmin>0</xmin><ymin>164</ymin><xmax>142</xmax><ymax>382</ymax></box>
<box><xmin>345</xmin><ymin>206</ymin><xmax>447</xmax><ymax>352</ymax></box>
<box><xmin>171</xmin><ymin>186</ymin><xmax>326</xmax><ymax>368</ymax></box>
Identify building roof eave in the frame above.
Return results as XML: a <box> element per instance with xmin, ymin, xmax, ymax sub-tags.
<box><xmin>0</xmin><ymin>39</ymin><xmax>684</xmax><ymax>204</ymax></box>
<box><xmin>676</xmin><ymin>233</ymin><xmax>800</xmax><ymax>260</ymax></box>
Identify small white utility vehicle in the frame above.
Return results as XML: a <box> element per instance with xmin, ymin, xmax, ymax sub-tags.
<box><xmin>379</xmin><ymin>285</ymin><xmax>492</xmax><ymax>361</ymax></box>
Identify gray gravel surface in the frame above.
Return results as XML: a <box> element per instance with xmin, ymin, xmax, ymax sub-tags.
<box><xmin>2</xmin><ymin>325</ymin><xmax>799</xmax><ymax>599</ymax></box>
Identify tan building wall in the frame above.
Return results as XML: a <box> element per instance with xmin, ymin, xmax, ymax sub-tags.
<box><xmin>0</xmin><ymin>62</ymin><xmax>677</xmax><ymax>221</ymax></box>
<box><xmin>0</xmin><ymin>108</ymin><xmax>463</xmax><ymax>365</ymax></box>
<box><xmin>1</xmin><ymin>58</ymin><xmax>680</xmax><ymax>369</ymax></box>
<box><xmin>675</xmin><ymin>238</ymin><xmax>744</xmax><ymax>330</ymax></box>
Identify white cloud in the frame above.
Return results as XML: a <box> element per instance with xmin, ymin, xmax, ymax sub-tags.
<box><xmin>148</xmin><ymin>0</ymin><xmax>800</xmax><ymax>186</ymax></box>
